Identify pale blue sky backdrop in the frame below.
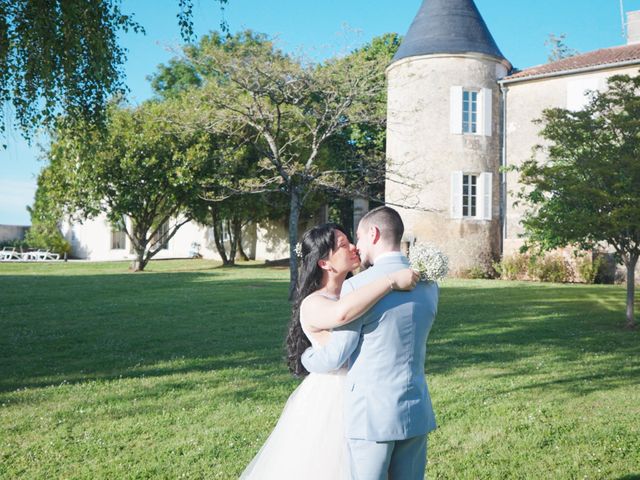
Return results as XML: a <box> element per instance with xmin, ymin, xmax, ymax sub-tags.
<box><xmin>1</xmin><ymin>0</ymin><xmax>637</xmax><ymax>225</ymax></box>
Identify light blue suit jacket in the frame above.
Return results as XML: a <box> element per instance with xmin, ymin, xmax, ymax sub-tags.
<box><xmin>301</xmin><ymin>252</ymin><xmax>438</xmax><ymax>441</ymax></box>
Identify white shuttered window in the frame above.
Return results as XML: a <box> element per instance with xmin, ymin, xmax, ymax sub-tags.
<box><xmin>451</xmin><ymin>171</ymin><xmax>492</xmax><ymax>220</ymax></box>
<box><xmin>451</xmin><ymin>86</ymin><xmax>492</xmax><ymax>136</ymax></box>
<box><xmin>479</xmin><ymin>88</ymin><xmax>492</xmax><ymax>136</ymax></box>
<box><xmin>450</xmin><ymin>171</ymin><xmax>463</xmax><ymax>218</ymax></box>
<box><xmin>477</xmin><ymin>172</ymin><xmax>493</xmax><ymax>220</ymax></box>
<box><xmin>450</xmin><ymin>86</ymin><xmax>463</xmax><ymax>134</ymax></box>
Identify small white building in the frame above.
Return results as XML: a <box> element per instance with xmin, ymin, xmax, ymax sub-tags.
<box><xmin>61</xmin><ymin>214</ymin><xmax>293</xmax><ymax>262</ymax></box>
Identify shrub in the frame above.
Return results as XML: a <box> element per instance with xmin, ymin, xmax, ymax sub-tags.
<box><xmin>494</xmin><ymin>253</ymin><xmax>530</xmax><ymax>280</ymax></box>
<box><xmin>464</xmin><ymin>265</ymin><xmax>495</xmax><ymax>279</ymax></box>
<box><xmin>529</xmin><ymin>255</ymin><xmax>573</xmax><ymax>283</ymax></box>
<box><xmin>24</xmin><ymin>223</ymin><xmax>72</xmax><ymax>256</ymax></box>
<box><xmin>576</xmin><ymin>255</ymin><xmax>604</xmax><ymax>284</ymax></box>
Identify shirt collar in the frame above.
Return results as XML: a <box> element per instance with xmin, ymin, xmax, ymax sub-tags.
<box><xmin>372</xmin><ymin>251</ymin><xmax>405</xmax><ymax>264</ymax></box>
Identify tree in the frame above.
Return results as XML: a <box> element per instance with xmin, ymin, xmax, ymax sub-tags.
<box><xmin>0</xmin><ymin>0</ymin><xmax>226</xmax><ymax>144</ymax></box>
<box><xmin>46</xmin><ymin>101</ymin><xmax>215</xmax><ymax>271</ymax></box>
<box><xmin>150</xmin><ymin>48</ymin><xmax>281</xmax><ymax>266</ymax></box>
<box><xmin>545</xmin><ymin>33</ymin><xmax>579</xmax><ymax>63</ymax></box>
<box><xmin>515</xmin><ymin>73</ymin><xmax>640</xmax><ymax>328</ymax></box>
<box><xmin>322</xmin><ymin>33</ymin><xmax>402</xmax><ymax>230</ymax></box>
<box><xmin>178</xmin><ymin>31</ymin><xmax>386</xmax><ymax>295</ymax></box>
<box><xmin>25</xmin><ymin>166</ymin><xmax>72</xmax><ymax>256</ymax></box>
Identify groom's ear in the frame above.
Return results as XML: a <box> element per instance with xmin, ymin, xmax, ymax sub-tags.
<box><xmin>370</xmin><ymin>225</ymin><xmax>381</xmax><ymax>244</ymax></box>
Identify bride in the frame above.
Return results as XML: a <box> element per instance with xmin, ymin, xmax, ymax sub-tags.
<box><xmin>240</xmin><ymin>223</ymin><xmax>418</xmax><ymax>479</ymax></box>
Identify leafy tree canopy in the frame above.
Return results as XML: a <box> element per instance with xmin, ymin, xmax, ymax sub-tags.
<box><xmin>515</xmin><ymin>73</ymin><xmax>640</xmax><ymax>328</ymax></box>
<box><xmin>0</xmin><ymin>0</ymin><xmax>226</xmax><ymax>145</ymax></box>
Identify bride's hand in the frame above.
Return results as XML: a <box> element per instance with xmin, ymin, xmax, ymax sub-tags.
<box><xmin>388</xmin><ymin>268</ymin><xmax>419</xmax><ymax>291</ymax></box>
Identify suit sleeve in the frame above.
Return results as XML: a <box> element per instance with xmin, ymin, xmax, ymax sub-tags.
<box><xmin>301</xmin><ymin>276</ymin><xmax>362</xmax><ymax>373</ymax></box>
<box><xmin>301</xmin><ymin>318</ymin><xmax>363</xmax><ymax>373</ymax></box>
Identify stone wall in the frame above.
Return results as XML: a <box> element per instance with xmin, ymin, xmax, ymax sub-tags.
<box><xmin>386</xmin><ymin>53</ymin><xmax>508</xmax><ymax>274</ymax></box>
<box><xmin>0</xmin><ymin>225</ymin><xmax>29</xmax><ymax>243</ymax></box>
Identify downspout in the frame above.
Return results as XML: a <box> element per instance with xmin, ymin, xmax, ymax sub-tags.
<box><xmin>499</xmin><ymin>83</ymin><xmax>509</xmax><ymax>257</ymax></box>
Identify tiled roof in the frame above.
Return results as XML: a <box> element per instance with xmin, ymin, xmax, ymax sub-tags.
<box><xmin>503</xmin><ymin>43</ymin><xmax>640</xmax><ymax>82</ymax></box>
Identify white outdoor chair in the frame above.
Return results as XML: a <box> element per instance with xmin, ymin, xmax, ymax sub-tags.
<box><xmin>1</xmin><ymin>247</ymin><xmax>22</xmax><ymax>260</ymax></box>
<box><xmin>21</xmin><ymin>250</ymin><xmax>38</xmax><ymax>261</ymax></box>
<box><xmin>38</xmin><ymin>250</ymin><xmax>60</xmax><ymax>261</ymax></box>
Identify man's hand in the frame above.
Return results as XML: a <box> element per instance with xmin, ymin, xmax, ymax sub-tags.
<box><xmin>387</xmin><ymin>268</ymin><xmax>419</xmax><ymax>291</ymax></box>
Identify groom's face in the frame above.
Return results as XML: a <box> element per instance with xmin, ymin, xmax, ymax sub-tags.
<box><xmin>355</xmin><ymin>221</ymin><xmax>374</xmax><ymax>268</ymax></box>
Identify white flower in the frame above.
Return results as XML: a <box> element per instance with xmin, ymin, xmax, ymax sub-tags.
<box><xmin>409</xmin><ymin>242</ymin><xmax>449</xmax><ymax>282</ymax></box>
<box><xmin>294</xmin><ymin>242</ymin><xmax>303</xmax><ymax>258</ymax></box>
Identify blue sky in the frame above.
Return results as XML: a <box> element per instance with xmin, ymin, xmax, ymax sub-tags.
<box><xmin>1</xmin><ymin>0</ymin><xmax>637</xmax><ymax>225</ymax></box>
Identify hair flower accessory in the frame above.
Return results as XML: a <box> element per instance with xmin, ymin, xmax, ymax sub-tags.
<box><xmin>294</xmin><ymin>242</ymin><xmax>303</xmax><ymax>259</ymax></box>
<box><xmin>409</xmin><ymin>242</ymin><xmax>449</xmax><ymax>282</ymax></box>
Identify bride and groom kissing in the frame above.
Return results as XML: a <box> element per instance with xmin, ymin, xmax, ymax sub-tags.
<box><xmin>241</xmin><ymin>206</ymin><xmax>439</xmax><ymax>480</ymax></box>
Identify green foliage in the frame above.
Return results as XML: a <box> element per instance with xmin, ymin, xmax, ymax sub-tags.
<box><xmin>0</xmin><ymin>0</ymin><xmax>143</xmax><ymax>141</ymax></box>
<box><xmin>529</xmin><ymin>255</ymin><xmax>573</xmax><ymax>283</ymax></box>
<box><xmin>0</xmin><ymin>238</ymin><xmax>28</xmax><ymax>250</ymax></box>
<box><xmin>575</xmin><ymin>255</ymin><xmax>605</xmax><ymax>284</ymax></box>
<box><xmin>0</xmin><ymin>0</ymin><xmax>232</xmax><ymax>143</ymax></box>
<box><xmin>171</xmin><ymin>30</ymin><xmax>389</xmax><ymax>292</ymax></box>
<box><xmin>324</xmin><ymin>33</ymin><xmax>401</xmax><ymax>204</ymax></box>
<box><xmin>25</xmin><ymin>161</ymin><xmax>72</xmax><ymax>255</ymax></box>
<box><xmin>515</xmin><ymin>72</ymin><xmax>640</xmax><ymax>326</ymax></box>
<box><xmin>44</xmin><ymin>101</ymin><xmax>218</xmax><ymax>270</ymax></box>
<box><xmin>1</xmin><ymin>263</ymin><xmax>638</xmax><ymax>478</ymax></box>
<box><xmin>495</xmin><ymin>253</ymin><xmax>574</xmax><ymax>283</ymax></box>
<box><xmin>23</xmin><ymin>224</ymin><xmax>71</xmax><ymax>256</ymax></box>
<box><xmin>544</xmin><ymin>33</ymin><xmax>579</xmax><ymax>62</ymax></box>
<box><xmin>494</xmin><ymin>253</ymin><xmax>531</xmax><ymax>281</ymax></box>
<box><xmin>463</xmin><ymin>265</ymin><xmax>495</xmax><ymax>280</ymax></box>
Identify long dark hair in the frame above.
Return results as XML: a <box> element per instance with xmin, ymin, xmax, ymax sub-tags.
<box><xmin>286</xmin><ymin>223</ymin><xmax>348</xmax><ymax>377</ymax></box>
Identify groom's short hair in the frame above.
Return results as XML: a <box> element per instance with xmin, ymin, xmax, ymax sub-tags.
<box><xmin>360</xmin><ymin>206</ymin><xmax>404</xmax><ymax>247</ymax></box>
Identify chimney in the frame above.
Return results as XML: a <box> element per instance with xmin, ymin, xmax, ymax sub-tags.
<box><xmin>627</xmin><ymin>10</ymin><xmax>640</xmax><ymax>44</ymax></box>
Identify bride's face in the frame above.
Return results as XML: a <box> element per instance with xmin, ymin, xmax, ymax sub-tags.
<box><xmin>326</xmin><ymin>230</ymin><xmax>360</xmax><ymax>274</ymax></box>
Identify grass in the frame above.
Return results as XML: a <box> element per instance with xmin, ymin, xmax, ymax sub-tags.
<box><xmin>0</xmin><ymin>260</ymin><xmax>638</xmax><ymax>479</ymax></box>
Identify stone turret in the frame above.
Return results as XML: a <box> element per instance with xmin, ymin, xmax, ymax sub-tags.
<box><xmin>385</xmin><ymin>0</ymin><xmax>511</xmax><ymax>274</ymax></box>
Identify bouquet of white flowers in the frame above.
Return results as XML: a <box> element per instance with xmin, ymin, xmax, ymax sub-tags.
<box><xmin>409</xmin><ymin>242</ymin><xmax>449</xmax><ymax>282</ymax></box>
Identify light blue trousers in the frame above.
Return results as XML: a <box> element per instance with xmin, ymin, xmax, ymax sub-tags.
<box><xmin>347</xmin><ymin>435</ymin><xmax>427</xmax><ymax>480</ymax></box>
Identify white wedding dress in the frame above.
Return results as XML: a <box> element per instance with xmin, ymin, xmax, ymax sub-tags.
<box><xmin>240</xmin><ymin>308</ymin><xmax>349</xmax><ymax>479</ymax></box>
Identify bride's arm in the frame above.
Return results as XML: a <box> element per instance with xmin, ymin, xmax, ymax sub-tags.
<box><xmin>301</xmin><ymin>268</ymin><xmax>418</xmax><ymax>331</ymax></box>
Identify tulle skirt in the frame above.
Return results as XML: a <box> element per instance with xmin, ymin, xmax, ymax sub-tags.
<box><xmin>240</xmin><ymin>370</ymin><xmax>349</xmax><ymax>480</ymax></box>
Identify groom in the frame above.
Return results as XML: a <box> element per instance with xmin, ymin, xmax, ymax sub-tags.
<box><xmin>301</xmin><ymin>206</ymin><xmax>438</xmax><ymax>480</ymax></box>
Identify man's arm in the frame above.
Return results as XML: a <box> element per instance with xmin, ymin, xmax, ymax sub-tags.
<box><xmin>301</xmin><ymin>278</ymin><xmax>361</xmax><ymax>373</ymax></box>
<box><xmin>301</xmin><ymin>319</ymin><xmax>363</xmax><ymax>373</ymax></box>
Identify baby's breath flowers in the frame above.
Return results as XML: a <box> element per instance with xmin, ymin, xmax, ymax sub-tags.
<box><xmin>409</xmin><ymin>243</ymin><xmax>449</xmax><ymax>282</ymax></box>
<box><xmin>294</xmin><ymin>242</ymin><xmax>303</xmax><ymax>259</ymax></box>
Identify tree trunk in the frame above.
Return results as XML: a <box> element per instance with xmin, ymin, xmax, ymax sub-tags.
<box><xmin>227</xmin><ymin>218</ymin><xmax>237</xmax><ymax>264</ymax></box>
<box><xmin>130</xmin><ymin>229</ymin><xmax>148</xmax><ymax>271</ymax></box>
<box><xmin>211</xmin><ymin>206</ymin><xmax>230</xmax><ymax>265</ymax></box>
<box><xmin>288</xmin><ymin>188</ymin><xmax>301</xmax><ymax>300</ymax></box>
<box><xmin>625</xmin><ymin>253</ymin><xmax>638</xmax><ymax>329</ymax></box>
<box><xmin>233</xmin><ymin>217</ymin><xmax>249</xmax><ymax>261</ymax></box>
<box><xmin>131</xmin><ymin>246</ymin><xmax>147</xmax><ymax>271</ymax></box>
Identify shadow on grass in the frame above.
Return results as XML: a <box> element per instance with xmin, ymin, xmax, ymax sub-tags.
<box><xmin>0</xmin><ymin>271</ymin><xmax>291</xmax><ymax>394</ymax></box>
<box><xmin>1</xmin><ymin>272</ymin><xmax>638</xmax><ymax>400</ymax></box>
<box><xmin>430</xmin><ymin>282</ymin><xmax>639</xmax><ymax>394</ymax></box>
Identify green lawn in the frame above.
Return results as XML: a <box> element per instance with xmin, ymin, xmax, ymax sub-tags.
<box><xmin>1</xmin><ymin>260</ymin><xmax>638</xmax><ymax>479</ymax></box>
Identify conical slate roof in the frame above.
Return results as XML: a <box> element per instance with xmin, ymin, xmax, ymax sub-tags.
<box><xmin>392</xmin><ymin>0</ymin><xmax>508</xmax><ymax>64</ymax></box>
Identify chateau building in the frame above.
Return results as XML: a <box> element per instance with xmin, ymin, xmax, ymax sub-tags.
<box><xmin>62</xmin><ymin>0</ymin><xmax>640</xmax><ymax>273</ymax></box>
<box><xmin>387</xmin><ymin>0</ymin><xmax>640</xmax><ymax>275</ymax></box>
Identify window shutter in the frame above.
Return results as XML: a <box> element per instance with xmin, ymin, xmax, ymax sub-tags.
<box><xmin>451</xmin><ymin>171</ymin><xmax>463</xmax><ymax>218</ymax></box>
<box><xmin>477</xmin><ymin>172</ymin><xmax>492</xmax><ymax>220</ymax></box>
<box><xmin>450</xmin><ymin>86</ymin><xmax>463</xmax><ymax>134</ymax></box>
<box><xmin>480</xmin><ymin>88</ymin><xmax>492</xmax><ymax>136</ymax></box>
